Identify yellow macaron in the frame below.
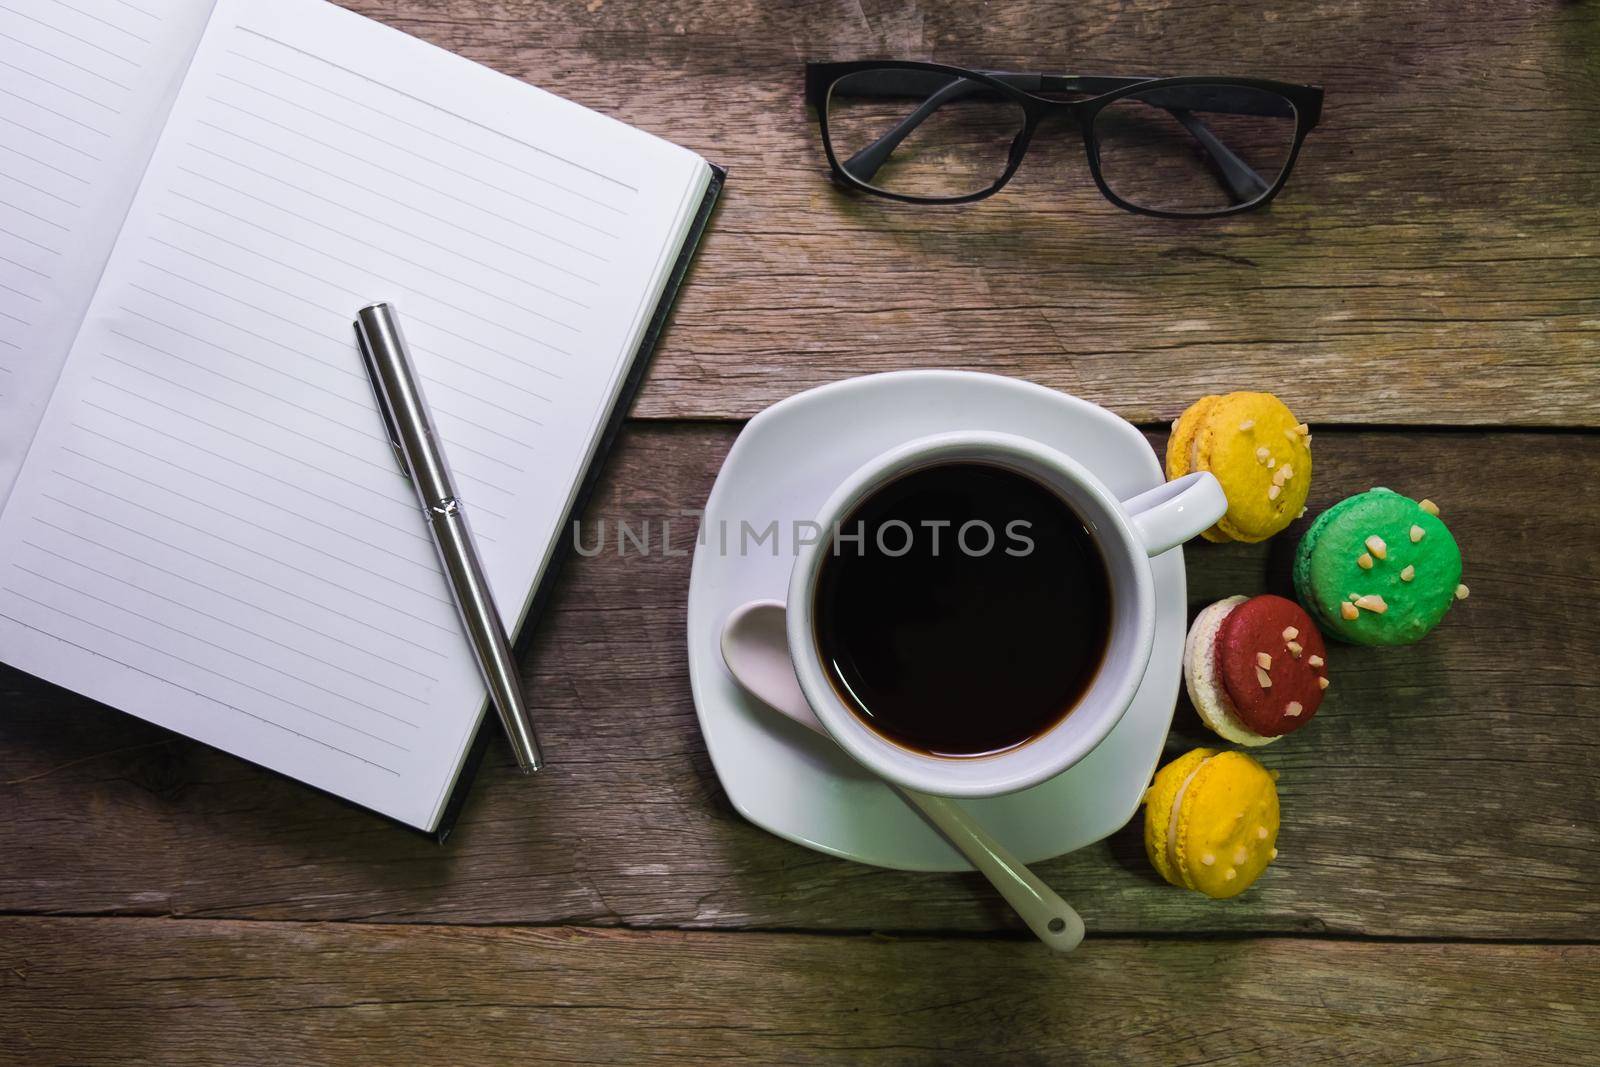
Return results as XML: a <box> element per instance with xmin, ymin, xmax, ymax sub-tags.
<box><xmin>1143</xmin><ymin>748</ymin><xmax>1280</xmax><ymax>899</ymax></box>
<box><xmin>1166</xmin><ymin>392</ymin><xmax>1312</xmax><ymax>543</ymax></box>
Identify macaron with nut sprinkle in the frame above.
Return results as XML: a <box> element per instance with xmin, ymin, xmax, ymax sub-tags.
<box><xmin>1166</xmin><ymin>391</ymin><xmax>1312</xmax><ymax>543</ymax></box>
<box><xmin>1144</xmin><ymin>748</ymin><xmax>1280</xmax><ymax>899</ymax></box>
<box><xmin>1294</xmin><ymin>488</ymin><xmax>1467</xmax><ymax>646</ymax></box>
<box><xmin>1183</xmin><ymin>595</ymin><xmax>1329</xmax><ymax>746</ymax></box>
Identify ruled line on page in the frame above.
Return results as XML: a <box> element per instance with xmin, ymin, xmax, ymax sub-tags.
<box><xmin>206</xmin><ymin>92</ymin><xmax>619</xmax><ymax>256</ymax></box>
<box><xmin>20</xmin><ymin>538</ymin><xmax>429</xmax><ymax>713</ymax></box>
<box><xmin>6</xmin><ymin>566</ymin><xmax>417</xmax><ymax>744</ymax></box>
<box><xmin>137</xmin><ymin>254</ymin><xmax>374</xmax><ymax>348</ymax></box>
<box><xmin>0</xmin><ymin>3</ymin><xmax>142</xmax><ymax>66</ymax></box>
<box><xmin>231</xmin><ymin>28</ymin><xmax>639</xmax><ymax>201</ymax></box>
<box><xmin>59</xmin><ymin>438</ymin><xmax>455</xmax><ymax>605</ymax></box>
<box><xmin>0</xmin><ymin>222</ymin><xmax>61</xmax><ymax>256</ymax></box>
<box><xmin>121</xmin><ymin>268</ymin><xmax>544</xmax><ymax>472</ymax></box>
<box><xmin>61</xmin><ymin>399</ymin><xmax>443</xmax><ymax>591</ymax></box>
<box><xmin>68</xmin><ymin>407</ymin><xmax>438</xmax><ymax>583</ymax></box>
<box><xmin>187</xmin><ymin>130</ymin><xmax>603</xmax><ymax>292</ymax></box>
<box><xmin>116</xmin><ymin>303</ymin><xmax>377</xmax><ymax>415</ymax></box>
<box><xmin>148</xmin><ymin>175</ymin><xmax>576</xmax><ymax>379</ymax></box>
<box><xmin>211</xmin><ymin>69</ymin><xmax>621</xmax><ymax>242</ymax></box>
<box><xmin>32</xmin><ymin>514</ymin><xmax>441</xmax><ymax>680</ymax></box>
<box><xmin>0</xmin><ymin>605</ymin><xmax>405</xmax><ymax>777</ymax></box>
<box><xmin>0</xmin><ymin>193</ymin><xmax>73</xmax><ymax>229</ymax></box>
<box><xmin>104</xmin><ymin>321</ymin><xmax>408</xmax><ymax>454</ymax></box>
<box><xmin>44</xmin><ymin>467</ymin><xmax>459</xmax><ymax>639</ymax></box>
<box><xmin>0</xmin><ymin>281</ymin><xmax>40</xmax><ymax>302</ymax></box>
<box><xmin>85</xmin><ymin>341</ymin><xmax>439</xmax><ymax>540</ymax></box>
<box><xmin>151</xmin><ymin>217</ymin><xmax>579</xmax><ymax>367</ymax></box>
<box><xmin>88</xmin><ymin>350</ymin><xmax>428</xmax><ymax>496</ymax></box>
<box><xmin>143</xmin><ymin>234</ymin><xmax>561</xmax><ymax>387</ymax></box>
<box><xmin>0</xmin><ymin>29</ymin><xmax>134</xmax><ymax>91</ymax></box>
<box><xmin>163</xmin><ymin>188</ymin><xmax>578</xmax><ymax>351</ymax></box>
<box><xmin>0</xmin><ymin>82</ymin><xmax>108</xmax><ymax>134</ymax></box>
<box><xmin>0</xmin><ymin>140</ymin><xmax>91</xmax><ymax>185</ymax></box>
<box><xmin>0</xmin><ymin>0</ymin><xmax>238</xmax><ymax>497</ymax></box>
<box><xmin>115</xmin><ymin>283</ymin><xmax>532</xmax><ymax>499</ymax></box>
<box><xmin>0</xmin><ymin>56</ymin><xmax>118</xmax><ymax>112</ymax></box>
<box><xmin>0</xmin><ymin>162</ymin><xmax>86</xmax><ymax>204</ymax></box>
<box><xmin>165</xmin><ymin>182</ymin><xmax>571</xmax><ymax>381</ymax></box>
<box><xmin>98</xmin><ymin>304</ymin><xmax>523</xmax><ymax>502</ymax></box>
<box><xmin>41</xmin><ymin>0</ymin><xmax>154</xmax><ymax>44</ymax></box>
<box><xmin>0</xmin><ymin>110</ymin><xmax>102</xmax><ymax>159</ymax></box>
<box><xmin>142</xmin><ymin>234</ymin><xmax>566</xmax><ymax>405</ymax></box>
<box><xmin>187</xmin><ymin>115</ymin><xmax>604</xmax><ymax>292</ymax></box>
<box><xmin>121</xmin><ymin>282</ymin><xmax>375</xmax><ymax>394</ymax></box>
<box><xmin>71</xmin><ymin>416</ymin><xmax>435</xmax><ymax>568</ymax></box>
<box><xmin>37</xmin><ymin>490</ymin><xmax>456</xmax><ymax>647</ymax></box>
<box><xmin>0</xmin><ymin>252</ymin><xmax>49</xmax><ymax>278</ymax></box>
<box><xmin>119</xmin><ymin>273</ymin><xmax>527</xmax><ymax>486</ymax></box>
<box><xmin>108</xmin><ymin>0</ymin><xmax>162</xmax><ymax>22</ymax></box>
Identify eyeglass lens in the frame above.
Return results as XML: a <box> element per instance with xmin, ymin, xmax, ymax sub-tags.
<box><xmin>825</xmin><ymin>69</ymin><xmax>1027</xmax><ymax>199</ymax></box>
<box><xmin>1091</xmin><ymin>84</ymin><xmax>1298</xmax><ymax>214</ymax></box>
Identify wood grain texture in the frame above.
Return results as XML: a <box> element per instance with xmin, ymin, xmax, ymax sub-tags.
<box><xmin>330</xmin><ymin>0</ymin><xmax>1600</xmax><ymax>425</ymax></box>
<box><xmin>3</xmin><ymin>1</ymin><xmax>1595</xmax><ymax>1055</ymax></box>
<box><xmin>4</xmin><ymin>423</ymin><xmax>1596</xmax><ymax>938</ymax></box>
<box><xmin>1</xmin><ymin>917</ymin><xmax>1594</xmax><ymax>1065</ymax></box>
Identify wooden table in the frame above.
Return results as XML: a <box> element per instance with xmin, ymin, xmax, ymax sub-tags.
<box><xmin>4</xmin><ymin>0</ymin><xmax>1598</xmax><ymax>1061</ymax></box>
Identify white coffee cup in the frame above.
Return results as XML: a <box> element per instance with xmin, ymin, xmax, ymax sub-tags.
<box><xmin>731</xmin><ymin>430</ymin><xmax>1225</xmax><ymax>799</ymax></box>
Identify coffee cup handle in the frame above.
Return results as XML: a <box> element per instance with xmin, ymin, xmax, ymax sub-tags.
<box><xmin>1120</xmin><ymin>471</ymin><xmax>1228</xmax><ymax>557</ymax></box>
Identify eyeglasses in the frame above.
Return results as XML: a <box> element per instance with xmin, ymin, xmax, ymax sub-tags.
<box><xmin>804</xmin><ymin>61</ymin><xmax>1323</xmax><ymax>218</ymax></box>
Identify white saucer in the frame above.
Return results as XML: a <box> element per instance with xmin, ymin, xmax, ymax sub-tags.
<box><xmin>685</xmin><ymin>371</ymin><xmax>1186</xmax><ymax>871</ymax></box>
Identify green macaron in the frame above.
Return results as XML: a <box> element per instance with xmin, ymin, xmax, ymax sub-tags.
<box><xmin>1293</xmin><ymin>488</ymin><xmax>1465</xmax><ymax>646</ymax></box>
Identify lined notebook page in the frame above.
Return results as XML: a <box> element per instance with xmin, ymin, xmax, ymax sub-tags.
<box><xmin>0</xmin><ymin>0</ymin><xmax>709</xmax><ymax>829</ymax></box>
<box><xmin>0</xmin><ymin>0</ymin><xmax>215</xmax><ymax>506</ymax></box>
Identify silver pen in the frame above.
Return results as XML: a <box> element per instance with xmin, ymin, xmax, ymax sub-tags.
<box><xmin>353</xmin><ymin>302</ymin><xmax>544</xmax><ymax>774</ymax></box>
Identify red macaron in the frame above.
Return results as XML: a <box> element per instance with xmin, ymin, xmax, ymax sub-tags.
<box><xmin>1183</xmin><ymin>594</ymin><xmax>1330</xmax><ymax>745</ymax></box>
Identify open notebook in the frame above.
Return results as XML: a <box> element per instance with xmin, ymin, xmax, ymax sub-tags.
<box><xmin>0</xmin><ymin>0</ymin><xmax>720</xmax><ymax>832</ymax></box>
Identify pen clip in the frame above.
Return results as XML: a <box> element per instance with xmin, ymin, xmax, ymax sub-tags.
<box><xmin>354</xmin><ymin>320</ymin><xmax>411</xmax><ymax>481</ymax></box>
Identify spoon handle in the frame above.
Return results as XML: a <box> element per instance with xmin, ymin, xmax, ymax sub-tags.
<box><xmin>899</xmin><ymin>787</ymin><xmax>1085</xmax><ymax>953</ymax></box>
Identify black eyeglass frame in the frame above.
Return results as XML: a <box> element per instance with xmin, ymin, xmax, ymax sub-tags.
<box><xmin>804</xmin><ymin>60</ymin><xmax>1324</xmax><ymax>218</ymax></box>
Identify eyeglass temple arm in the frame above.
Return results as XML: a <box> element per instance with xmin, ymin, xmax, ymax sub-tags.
<box><xmin>840</xmin><ymin>75</ymin><xmax>1000</xmax><ymax>182</ymax></box>
<box><xmin>1166</xmin><ymin>108</ymin><xmax>1270</xmax><ymax>202</ymax></box>
<box><xmin>840</xmin><ymin>71</ymin><xmax>1268</xmax><ymax>204</ymax></box>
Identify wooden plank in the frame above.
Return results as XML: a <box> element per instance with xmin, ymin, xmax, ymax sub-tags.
<box><xmin>0</xmin><ymin>917</ymin><xmax>1594</xmax><ymax>1063</ymax></box>
<box><xmin>2</xmin><ymin>423</ymin><xmax>1596</xmax><ymax>937</ymax></box>
<box><xmin>329</xmin><ymin>0</ymin><xmax>1600</xmax><ymax>425</ymax></box>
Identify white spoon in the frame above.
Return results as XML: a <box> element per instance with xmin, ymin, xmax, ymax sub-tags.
<box><xmin>720</xmin><ymin>599</ymin><xmax>1085</xmax><ymax>953</ymax></box>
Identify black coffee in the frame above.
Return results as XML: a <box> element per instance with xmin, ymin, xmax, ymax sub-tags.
<box><xmin>814</xmin><ymin>462</ymin><xmax>1110</xmax><ymax>758</ymax></box>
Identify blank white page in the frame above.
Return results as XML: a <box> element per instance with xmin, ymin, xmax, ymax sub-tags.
<box><xmin>0</xmin><ymin>0</ymin><xmax>216</xmax><ymax>507</ymax></box>
<box><xmin>0</xmin><ymin>0</ymin><xmax>709</xmax><ymax>829</ymax></box>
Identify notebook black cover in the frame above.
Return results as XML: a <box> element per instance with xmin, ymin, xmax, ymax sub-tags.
<box><xmin>430</xmin><ymin>162</ymin><xmax>726</xmax><ymax>842</ymax></box>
